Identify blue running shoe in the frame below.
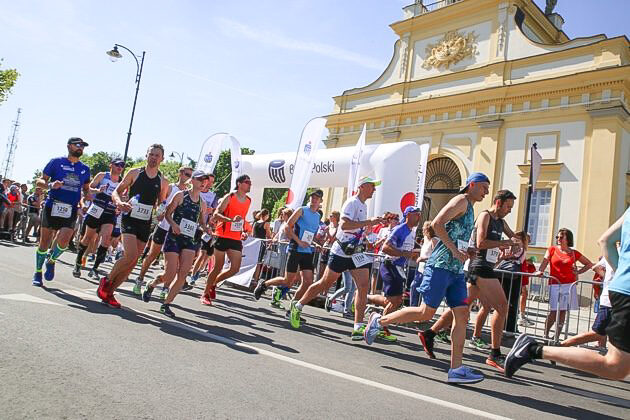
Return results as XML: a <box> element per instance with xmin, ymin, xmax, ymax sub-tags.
<box><xmin>364</xmin><ymin>312</ymin><xmax>381</xmax><ymax>345</ymax></box>
<box><xmin>44</xmin><ymin>260</ymin><xmax>55</xmax><ymax>281</ymax></box>
<box><xmin>447</xmin><ymin>366</ymin><xmax>484</xmax><ymax>384</ymax></box>
<box><xmin>32</xmin><ymin>272</ymin><xmax>43</xmax><ymax>287</ymax></box>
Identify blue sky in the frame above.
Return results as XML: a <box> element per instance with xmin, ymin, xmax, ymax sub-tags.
<box><xmin>0</xmin><ymin>0</ymin><xmax>627</xmax><ymax>183</ymax></box>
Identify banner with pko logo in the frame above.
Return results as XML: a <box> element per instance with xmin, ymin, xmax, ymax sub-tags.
<box><xmin>196</xmin><ymin>133</ymin><xmax>242</xmax><ymax>188</ymax></box>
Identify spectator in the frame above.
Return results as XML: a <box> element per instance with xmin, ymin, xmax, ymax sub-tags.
<box><xmin>410</xmin><ymin>221</ymin><xmax>438</xmax><ymax>307</ymax></box>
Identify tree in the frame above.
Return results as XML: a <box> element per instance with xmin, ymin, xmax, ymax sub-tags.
<box><xmin>82</xmin><ymin>151</ymin><xmax>122</xmax><ymax>174</ymax></box>
<box><xmin>0</xmin><ymin>59</ymin><xmax>19</xmax><ymax>105</ymax></box>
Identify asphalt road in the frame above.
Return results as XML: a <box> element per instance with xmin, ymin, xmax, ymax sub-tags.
<box><xmin>1</xmin><ymin>241</ymin><xmax>629</xmax><ymax>419</ymax></box>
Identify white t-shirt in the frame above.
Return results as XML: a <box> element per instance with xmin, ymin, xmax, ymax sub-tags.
<box><xmin>418</xmin><ymin>237</ymin><xmax>439</xmax><ymax>273</ymax></box>
<box><xmin>595</xmin><ymin>258</ymin><xmax>615</xmax><ymax>308</ymax></box>
<box><xmin>158</xmin><ymin>184</ymin><xmax>185</xmax><ymax>230</ymax></box>
<box><xmin>330</xmin><ymin>196</ymin><xmax>367</xmax><ymax>258</ymax></box>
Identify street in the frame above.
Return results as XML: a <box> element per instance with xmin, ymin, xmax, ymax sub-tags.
<box><xmin>1</xmin><ymin>242</ymin><xmax>628</xmax><ymax>420</ymax></box>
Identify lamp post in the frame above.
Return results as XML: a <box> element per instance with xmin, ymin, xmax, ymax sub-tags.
<box><xmin>169</xmin><ymin>151</ymin><xmax>189</xmax><ymax>167</ymax></box>
<box><xmin>106</xmin><ymin>44</ymin><xmax>146</xmax><ymax>167</ymax></box>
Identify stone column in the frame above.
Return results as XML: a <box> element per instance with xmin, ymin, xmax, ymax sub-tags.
<box><xmin>473</xmin><ymin>119</ymin><xmax>504</xmax><ymax>210</ymax></box>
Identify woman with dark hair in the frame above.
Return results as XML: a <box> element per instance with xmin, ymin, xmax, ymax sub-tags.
<box><xmin>252</xmin><ymin>208</ymin><xmax>272</xmax><ymax>283</ymax></box>
<box><xmin>535</xmin><ymin>228</ymin><xmax>593</xmax><ymax>339</ymax></box>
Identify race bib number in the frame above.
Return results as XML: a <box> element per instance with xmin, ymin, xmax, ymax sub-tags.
<box><xmin>51</xmin><ymin>201</ymin><xmax>72</xmax><ymax>218</ymax></box>
<box><xmin>231</xmin><ymin>219</ymin><xmax>244</xmax><ymax>232</ymax></box>
<box><xmin>351</xmin><ymin>253</ymin><xmax>371</xmax><ymax>268</ymax></box>
<box><xmin>130</xmin><ymin>202</ymin><xmax>152</xmax><ymax>221</ymax></box>
<box><xmin>179</xmin><ymin>218</ymin><xmax>198</xmax><ymax>238</ymax></box>
<box><xmin>457</xmin><ymin>240</ymin><xmax>469</xmax><ymax>252</ymax></box>
<box><xmin>486</xmin><ymin>247</ymin><xmax>500</xmax><ymax>264</ymax></box>
<box><xmin>87</xmin><ymin>203</ymin><xmax>104</xmax><ymax>219</ymax></box>
<box><xmin>301</xmin><ymin>230</ymin><xmax>314</xmax><ymax>245</ymax></box>
<box><xmin>201</xmin><ymin>233</ymin><xmax>212</xmax><ymax>243</ymax></box>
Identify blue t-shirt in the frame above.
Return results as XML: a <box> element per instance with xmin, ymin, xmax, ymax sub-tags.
<box><xmin>43</xmin><ymin>157</ymin><xmax>91</xmax><ymax>208</ymax></box>
<box><xmin>289</xmin><ymin>206</ymin><xmax>322</xmax><ymax>254</ymax></box>
<box><xmin>609</xmin><ymin>206</ymin><xmax>630</xmax><ymax>296</ymax></box>
<box><xmin>386</xmin><ymin>223</ymin><xmax>416</xmax><ymax>266</ymax></box>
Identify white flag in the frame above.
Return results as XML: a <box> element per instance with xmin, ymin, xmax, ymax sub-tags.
<box><xmin>347</xmin><ymin>124</ymin><xmax>367</xmax><ymax>199</ymax></box>
<box><xmin>531</xmin><ymin>145</ymin><xmax>542</xmax><ymax>192</ymax></box>
<box><xmin>415</xmin><ymin>143</ymin><xmax>430</xmax><ymax>208</ymax></box>
<box><xmin>196</xmin><ymin>133</ymin><xmax>229</xmax><ymax>174</ymax></box>
<box><xmin>229</xmin><ymin>136</ymin><xmax>243</xmax><ymax>190</ymax></box>
<box><xmin>286</xmin><ymin>117</ymin><xmax>326</xmax><ymax>209</ymax></box>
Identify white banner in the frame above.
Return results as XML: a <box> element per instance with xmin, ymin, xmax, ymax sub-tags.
<box><xmin>229</xmin><ymin>136</ymin><xmax>243</xmax><ymax>191</ymax></box>
<box><xmin>415</xmin><ymin>143</ymin><xmax>430</xmax><ymax>208</ymax></box>
<box><xmin>347</xmin><ymin>124</ymin><xmax>366</xmax><ymax>199</ymax></box>
<box><xmin>222</xmin><ymin>237</ymin><xmax>263</xmax><ymax>288</ymax></box>
<box><xmin>196</xmin><ymin>133</ymin><xmax>229</xmax><ymax>174</ymax></box>
<box><xmin>531</xmin><ymin>145</ymin><xmax>542</xmax><ymax>192</ymax></box>
<box><xmin>286</xmin><ymin>117</ymin><xmax>326</xmax><ymax>209</ymax></box>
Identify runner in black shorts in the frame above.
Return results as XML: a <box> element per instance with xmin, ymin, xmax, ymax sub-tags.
<box><xmin>32</xmin><ymin>137</ymin><xmax>91</xmax><ymax>286</ymax></box>
<box><xmin>96</xmin><ymin>144</ymin><xmax>169</xmax><ymax>308</ymax></box>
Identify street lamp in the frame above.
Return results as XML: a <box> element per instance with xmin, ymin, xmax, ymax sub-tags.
<box><xmin>106</xmin><ymin>43</ymin><xmax>146</xmax><ymax>168</ymax></box>
<box><xmin>169</xmin><ymin>151</ymin><xmax>189</xmax><ymax>166</ymax></box>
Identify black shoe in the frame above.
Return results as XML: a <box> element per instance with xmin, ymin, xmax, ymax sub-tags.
<box><xmin>181</xmin><ymin>283</ymin><xmax>193</xmax><ymax>291</ymax></box>
<box><xmin>324</xmin><ymin>296</ymin><xmax>332</xmax><ymax>312</ymax></box>
<box><xmin>253</xmin><ymin>280</ymin><xmax>267</xmax><ymax>301</ymax></box>
<box><xmin>88</xmin><ymin>269</ymin><xmax>97</xmax><ymax>278</ymax></box>
<box><xmin>142</xmin><ymin>284</ymin><xmax>155</xmax><ymax>303</ymax></box>
<box><xmin>418</xmin><ymin>330</ymin><xmax>436</xmax><ymax>359</ymax></box>
<box><xmin>72</xmin><ymin>264</ymin><xmax>81</xmax><ymax>278</ymax></box>
<box><xmin>505</xmin><ymin>334</ymin><xmax>536</xmax><ymax>378</ymax></box>
<box><xmin>160</xmin><ymin>304</ymin><xmax>175</xmax><ymax>317</ymax></box>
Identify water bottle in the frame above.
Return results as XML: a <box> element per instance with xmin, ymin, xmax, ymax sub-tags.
<box><xmin>125</xmin><ymin>194</ymin><xmax>140</xmax><ymax>215</ymax></box>
<box><xmin>157</xmin><ymin>200</ymin><xmax>167</xmax><ymax>216</ymax></box>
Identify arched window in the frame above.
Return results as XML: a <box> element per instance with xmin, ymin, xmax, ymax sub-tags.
<box><xmin>422</xmin><ymin>157</ymin><xmax>463</xmax><ymax>221</ymax></box>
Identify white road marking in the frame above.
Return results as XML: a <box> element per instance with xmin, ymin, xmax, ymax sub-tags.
<box><xmin>0</xmin><ymin>293</ymin><xmax>63</xmax><ymax>306</ymax></box>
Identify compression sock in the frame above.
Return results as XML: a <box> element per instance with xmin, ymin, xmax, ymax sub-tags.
<box><xmin>424</xmin><ymin>329</ymin><xmax>436</xmax><ymax>339</ymax></box>
<box><xmin>92</xmin><ymin>245</ymin><xmax>108</xmax><ymax>270</ymax></box>
<box><xmin>35</xmin><ymin>249</ymin><xmax>47</xmax><ymax>272</ymax></box>
<box><xmin>48</xmin><ymin>244</ymin><xmax>67</xmax><ymax>263</ymax></box>
<box><xmin>75</xmin><ymin>243</ymin><xmax>88</xmax><ymax>266</ymax></box>
<box><xmin>491</xmin><ymin>348</ymin><xmax>502</xmax><ymax>358</ymax></box>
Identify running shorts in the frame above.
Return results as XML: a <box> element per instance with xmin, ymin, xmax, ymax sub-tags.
<box><xmin>41</xmin><ymin>204</ymin><xmax>78</xmax><ymax>230</ymax></box>
<box><xmin>380</xmin><ymin>261</ymin><xmax>405</xmax><ymax>297</ymax></box>
<box><xmin>327</xmin><ymin>253</ymin><xmax>371</xmax><ymax>273</ymax></box>
<box><xmin>592</xmin><ymin>306</ymin><xmax>612</xmax><ymax>336</ymax></box>
<box><xmin>418</xmin><ymin>265</ymin><xmax>468</xmax><ymax>309</ymax></box>
<box><xmin>84</xmin><ymin>212</ymin><xmax>116</xmax><ymax>230</ymax></box>
<box><xmin>152</xmin><ymin>225</ymin><xmax>169</xmax><ymax>245</ymax></box>
<box><xmin>606</xmin><ymin>291</ymin><xmax>630</xmax><ymax>353</ymax></box>
<box><xmin>163</xmin><ymin>231</ymin><xmax>200</xmax><ymax>253</ymax></box>
<box><xmin>286</xmin><ymin>251</ymin><xmax>315</xmax><ymax>273</ymax></box>
<box><xmin>214</xmin><ymin>236</ymin><xmax>243</xmax><ymax>252</ymax></box>
<box><xmin>121</xmin><ymin>215</ymin><xmax>152</xmax><ymax>243</ymax></box>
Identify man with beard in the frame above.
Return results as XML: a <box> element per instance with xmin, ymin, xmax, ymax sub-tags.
<box><xmin>32</xmin><ymin>137</ymin><xmax>91</xmax><ymax>286</ymax></box>
<box><xmin>97</xmin><ymin>144</ymin><xmax>169</xmax><ymax>308</ymax></box>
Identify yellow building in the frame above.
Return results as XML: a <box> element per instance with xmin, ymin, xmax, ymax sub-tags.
<box><xmin>324</xmin><ymin>0</ymin><xmax>630</xmax><ymax>260</ymax></box>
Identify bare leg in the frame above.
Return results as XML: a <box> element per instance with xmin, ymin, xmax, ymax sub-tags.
<box><xmin>379</xmin><ymin>304</ymin><xmax>437</xmax><ymax>327</ymax></box>
<box><xmin>298</xmin><ymin>267</ymin><xmax>340</xmax><ymax>306</ymax></box>
<box><xmin>450</xmin><ymin>306</ymin><xmax>470</xmax><ymax>369</ymax></box>
<box><xmin>294</xmin><ymin>270</ymin><xmax>313</xmax><ymax>301</ymax></box>
<box><xmin>109</xmin><ymin>234</ymin><xmax>145</xmax><ymax>290</ymax></box>
<box><xmin>212</xmin><ymin>249</ymin><xmax>242</xmax><ymax>286</ymax></box>
<box><xmin>203</xmin><ymin>250</ymin><xmax>225</xmax><ymax>296</ymax></box>
<box><xmin>138</xmin><ymin>242</ymin><xmax>163</xmax><ymax>279</ymax></box>
<box><xmin>165</xmin><ymin>250</ymin><xmax>195</xmax><ymax>304</ymax></box>
<box><xmin>542</xmin><ymin>343</ymin><xmax>630</xmax><ymax>380</ymax></box>
<box><xmin>351</xmin><ymin>268</ymin><xmax>370</xmax><ymax>325</ymax></box>
<box><xmin>560</xmin><ymin>331</ymin><xmax>604</xmax><ymax>347</ymax></box>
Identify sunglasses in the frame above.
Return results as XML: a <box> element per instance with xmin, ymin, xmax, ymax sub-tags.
<box><xmin>241</xmin><ymin>180</ymin><xmax>251</xmax><ymax>185</ymax></box>
<box><xmin>183</xmin><ymin>172</ymin><xmax>193</xmax><ymax>177</ymax></box>
<box><xmin>72</xmin><ymin>143</ymin><xmax>86</xmax><ymax>148</ymax></box>
<box><xmin>113</xmin><ymin>162</ymin><xmax>125</xmax><ymax>168</ymax></box>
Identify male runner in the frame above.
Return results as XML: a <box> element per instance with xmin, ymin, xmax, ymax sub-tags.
<box><xmin>200</xmin><ymin>174</ymin><xmax>252</xmax><ymax>305</ymax></box>
<box><xmin>96</xmin><ymin>144</ymin><xmax>169</xmax><ymax>308</ymax></box>
<box><xmin>364</xmin><ymin>172</ymin><xmax>490</xmax><ymax>384</ymax></box>
<box><xmin>288</xmin><ymin>176</ymin><xmax>383</xmax><ymax>339</ymax></box>
<box><xmin>417</xmin><ymin>190</ymin><xmax>518</xmax><ymax>371</ymax></box>
<box><xmin>23</xmin><ymin>186</ymin><xmax>43</xmax><ymax>243</ymax></box>
<box><xmin>254</xmin><ymin>189</ymin><xmax>323</xmax><ymax>306</ymax></box>
<box><xmin>73</xmin><ymin>158</ymin><xmax>124</xmax><ymax>278</ymax></box>
<box><xmin>505</xmin><ymin>206</ymin><xmax>630</xmax><ymax>381</ymax></box>
<box><xmin>133</xmin><ymin>166</ymin><xmax>192</xmax><ymax>295</ymax></box>
<box><xmin>32</xmin><ymin>137</ymin><xmax>91</xmax><ymax>286</ymax></box>
<box><xmin>365</xmin><ymin>206</ymin><xmax>422</xmax><ymax>342</ymax></box>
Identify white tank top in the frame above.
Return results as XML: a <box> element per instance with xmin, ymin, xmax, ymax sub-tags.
<box><xmin>158</xmin><ymin>183</ymin><xmax>186</xmax><ymax>230</ymax></box>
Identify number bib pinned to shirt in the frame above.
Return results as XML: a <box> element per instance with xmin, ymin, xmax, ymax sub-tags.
<box><xmin>130</xmin><ymin>202</ymin><xmax>152</xmax><ymax>221</ymax></box>
<box><xmin>51</xmin><ymin>201</ymin><xmax>72</xmax><ymax>218</ymax></box>
<box><xmin>351</xmin><ymin>252</ymin><xmax>371</xmax><ymax>268</ymax></box>
<box><xmin>457</xmin><ymin>240</ymin><xmax>469</xmax><ymax>252</ymax></box>
<box><xmin>201</xmin><ymin>233</ymin><xmax>212</xmax><ymax>243</ymax></box>
<box><xmin>230</xmin><ymin>219</ymin><xmax>244</xmax><ymax>232</ymax></box>
<box><xmin>87</xmin><ymin>203</ymin><xmax>104</xmax><ymax>219</ymax></box>
<box><xmin>179</xmin><ymin>218</ymin><xmax>198</xmax><ymax>238</ymax></box>
<box><xmin>301</xmin><ymin>230</ymin><xmax>315</xmax><ymax>245</ymax></box>
<box><xmin>486</xmin><ymin>247</ymin><xmax>500</xmax><ymax>264</ymax></box>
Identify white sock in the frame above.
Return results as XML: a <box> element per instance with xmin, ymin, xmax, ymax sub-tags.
<box><xmin>354</xmin><ymin>322</ymin><xmax>366</xmax><ymax>330</ymax></box>
<box><xmin>295</xmin><ymin>302</ymin><xmax>304</xmax><ymax>311</ymax></box>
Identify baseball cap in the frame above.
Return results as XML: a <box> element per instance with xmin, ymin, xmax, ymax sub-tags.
<box><xmin>67</xmin><ymin>137</ymin><xmax>89</xmax><ymax>147</ymax></box>
<box><xmin>403</xmin><ymin>206</ymin><xmax>421</xmax><ymax>218</ymax></box>
<box><xmin>191</xmin><ymin>169</ymin><xmax>209</xmax><ymax>179</ymax></box>
<box><xmin>357</xmin><ymin>176</ymin><xmax>381</xmax><ymax>187</ymax></box>
<box><xmin>459</xmin><ymin>172</ymin><xmax>490</xmax><ymax>193</ymax></box>
<box><xmin>310</xmin><ymin>189</ymin><xmax>324</xmax><ymax>199</ymax></box>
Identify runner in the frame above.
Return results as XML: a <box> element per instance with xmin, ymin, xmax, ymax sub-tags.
<box><xmin>133</xmin><ymin>166</ymin><xmax>192</xmax><ymax>295</ymax></box>
<box><xmin>32</xmin><ymin>137</ymin><xmax>91</xmax><ymax>286</ymax></box>
<box><xmin>364</xmin><ymin>172</ymin><xmax>490</xmax><ymax>384</ymax></box>
<box><xmin>253</xmin><ymin>190</ymin><xmax>323</xmax><ymax>309</ymax></box>
<box><xmin>23</xmin><ymin>186</ymin><xmax>43</xmax><ymax>243</ymax></box>
<box><xmin>143</xmin><ymin>170</ymin><xmax>209</xmax><ymax>316</ymax></box>
<box><xmin>365</xmin><ymin>206</ymin><xmax>421</xmax><ymax>342</ymax></box>
<box><xmin>96</xmin><ymin>144</ymin><xmax>169</xmax><ymax>308</ymax></box>
<box><xmin>505</xmin><ymin>206</ymin><xmax>630</xmax><ymax>381</ymax></box>
<box><xmin>200</xmin><ymin>174</ymin><xmax>252</xmax><ymax>305</ymax></box>
<box><xmin>72</xmin><ymin>158</ymin><xmax>124</xmax><ymax>278</ymax></box>
<box><xmin>416</xmin><ymin>190</ymin><xmax>518</xmax><ymax>372</ymax></box>
<box><xmin>288</xmin><ymin>176</ymin><xmax>383</xmax><ymax>339</ymax></box>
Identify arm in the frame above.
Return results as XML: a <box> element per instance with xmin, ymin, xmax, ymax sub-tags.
<box><xmin>535</xmin><ymin>249</ymin><xmax>551</xmax><ymax>276</ymax></box>
<box><xmin>264</xmin><ymin>221</ymin><xmax>272</xmax><ymax>239</ymax></box>
<box><xmin>213</xmin><ymin>194</ymin><xmax>234</xmax><ymax>223</ymax></box>
<box><xmin>576</xmin><ymin>253</ymin><xmax>594</xmax><ymax>275</ymax></box>
<box><xmin>112</xmin><ymin>169</ymin><xmax>139</xmax><ymax>212</ymax></box>
<box><xmin>159</xmin><ymin>178</ymin><xmax>170</xmax><ymax>204</ymax></box>
<box><xmin>165</xmin><ymin>192</ymin><xmax>183</xmax><ymax>235</ymax></box>
<box><xmin>431</xmin><ymin>195</ymin><xmax>469</xmax><ymax>263</ymax></box>
<box><xmin>88</xmin><ymin>172</ymin><xmax>106</xmax><ymax>197</ymax></box>
<box><xmin>598</xmin><ymin>212</ymin><xmax>624</xmax><ymax>271</ymax></box>
<box><xmin>339</xmin><ymin>216</ymin><xmax>382</xmax><ymax>231</ymax></box>
<box><xmin>382</xmin><ymin>242</ymin><xmax>418</xmax><ymax>260</ymax></box>
<box><xmin>286</xmin><ymin>208</ymin><xmax>309</xmax><ymax>248</ymax></box>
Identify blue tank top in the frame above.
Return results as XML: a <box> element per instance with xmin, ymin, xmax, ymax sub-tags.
<box><xmin>427</xmin><ymin>200</ymin><xmax>474</xmax><ymax>274</ymax></box>
<box><xmin>290</xmin><ymin>206</ymin><xmax>322</xmax><ymax>254</ymax></box>
<box><xmin>609</xmin><ymin>207</ymin><xmax>630</xmax><ymax>296</ymax></box>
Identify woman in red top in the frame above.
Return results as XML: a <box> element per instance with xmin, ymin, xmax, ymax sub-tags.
<box><xmin>536</xmin><ymin>228</ymin><xmax>593</xmax><ymax>338</ymax></box>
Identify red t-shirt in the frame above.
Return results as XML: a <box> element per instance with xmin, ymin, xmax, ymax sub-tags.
<box><xmin>547</xmin><ymin>246</ymin><xmax>582</xmax><ymax>284</ymax></box>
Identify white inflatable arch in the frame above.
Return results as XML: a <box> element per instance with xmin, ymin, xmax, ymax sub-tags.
<box><xmin>240</xmin><ymin>141</ymin><xmax>421</xmax><ymax>217</ymax></box>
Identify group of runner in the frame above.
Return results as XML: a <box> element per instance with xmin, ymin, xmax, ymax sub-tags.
<box><xmin>27</xmin><ymin>137</ymin><xmax>630</xmax><ymax>385</ymax></box>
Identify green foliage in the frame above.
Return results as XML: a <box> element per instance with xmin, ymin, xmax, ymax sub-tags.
<box><xmin>0</xmin><ymin>59</ymin><xmax>19</xmax><ymax>104</ymax></box>
<box><xmin>129</xmin><ymin>159</ymin><xmax>183</xmax><ymax>183</ymax></box>
<box><xmin>81</xmin><ymin>151</ymin><xmax>122</xmax><ymax>175</ymax></box>
<box><xmin>270</xmin><ymin>190</ymin><xmax>288</xmax><ymax>218</ymax></box>
<box><xmin>268</xmin><ymin>187</ymin><xmax>318</xmax><ymax>217</ymax></box>
<box><xmin>212</xmin><ymin>147</ymin><xmax>255</xmax><ymax>198</ymax></box>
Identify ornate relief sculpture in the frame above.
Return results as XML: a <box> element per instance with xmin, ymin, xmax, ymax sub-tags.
<box><xmin>422</xmin><ymin>30</ymin><xmax>478</xmax><ymax>70</ymax></box>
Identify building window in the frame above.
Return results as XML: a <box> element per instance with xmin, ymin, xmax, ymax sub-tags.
<box><xmin>527</xmin><ymin>189</ymin><xmax>552</xmax><ymax>247</ymax></box>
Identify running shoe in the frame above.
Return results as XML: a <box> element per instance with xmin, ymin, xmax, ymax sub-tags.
<box><xmin>435</xmin><ymin>330</ymin><xmax>451</xmax><ymax>345</ymax></box>
<box><xmin>364</xmin><ymin>313</ymin><xmax>381</xmax><ymax>345</ymax></box>
<box><xmin>269</xmin><ymin>300</ymin><xmax>284</xmax><ymax>309</ymax></box>
<box><xmin>504</xmin><ymin>334</ymin><xmax>537</xmax><ymax>378</ymax></box>
<box><xmin>253</xmin><ymin>280</ymin><xmax>267</xmax><ymax>301</ymax></box>
<box><xmin>142</xmin><ymin>283</ymin><xmax>155</xmax><ymax>303</ymax></box>
<box><xmin>159</xmin><ymin>288</ymin><xmax>169</xmax><ymax>300</ymax></box>
<box><xmin>181</xmin><ymin>283</ymin><xmax>193</xmax><ymax>291</ymax></box>
<box><xmin>284</xmin><ymin>310</ymin><xmax>307</xmax><ymax>324</ymax></box>
<box><xmin>447</xmin><ymin>366</ymin><xmax>484</xmax><ymax>384</ymax></box>
<box><xmin>324</xmin><ymin>296</ymin><xmax>332</xmax><ymax>312</ymax></box>
<box><xmin>72</xmin><ymin>264</ymin><xmax>81</xmax><ymax>278</ymax></box>
<box><xmin>160</xmin><ymin>304</ymin><xmax>175</xmax><ymax>318</ymax></box>
<box><xmin>289</xmin><ymin>301</ymin><xmax>301</xmax><ymax>329</ymax></box>
<box><xmin>377</xmin><ymin>327</ymin><xmax>397</xmax><ymax>342</ymax></box>
<box><xmin>342</xmin><ymin>311</ymin><xmax>354</xmax><ymax>319</ymax></box>
<box><xmin>97</xmin><ymin>277</ymin><xmax>109</xmax><ymax>301</ymax></box>
<box><xmin>486</xmin><ymin>353</ymin><xmax>506</xmax><ymax>372</ymax></box>
<box><xmin>132</xmin><ymin>282</ymin><xmax>142</xmax><ymax>296</ymax></box>
<box><xmin>88</xmin><ymin>269</ymin><xmax>97</xmax><ymax>279</ymax></box>
<box><xmin>352</xmin><ymin>325</ymin><xmax>366</xmax><ymax>341</ymax></box>
<box><xmin>44</xmin><ymin>260</ymin><xmax>55</xmax><ymax>281</ymax></box>
<box><xmin>518</xmin><ymin>317</ymin><xmax>535</xmax><ymax>327</ymax></box>
<box><xmin>418</xmin><ymin>330</ymin><xmax>436</xmax><ymax>359</ymax></box>
<box><xmin>468</xmin><ymin>337</ymin><xmax>489</xmax><ymax>351</ymax></box>
<box><xmin>200</xmin><ymin>295</ymin><xmax>212</xmax><ymax>306</ymax></box>
<box><xmin>32</xmin><ymin>272</ymin><xmax>43</xmax><ymax>287</ymax></box>
<box><xmin>105</xmin><ymin>294</ymin><xmax>121</xmax><ymax>309</ymax></box>
<box><xmin>88</xmin><ymin>254</ymin><xmax>95</xmax><ymax>262</ymax></box>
